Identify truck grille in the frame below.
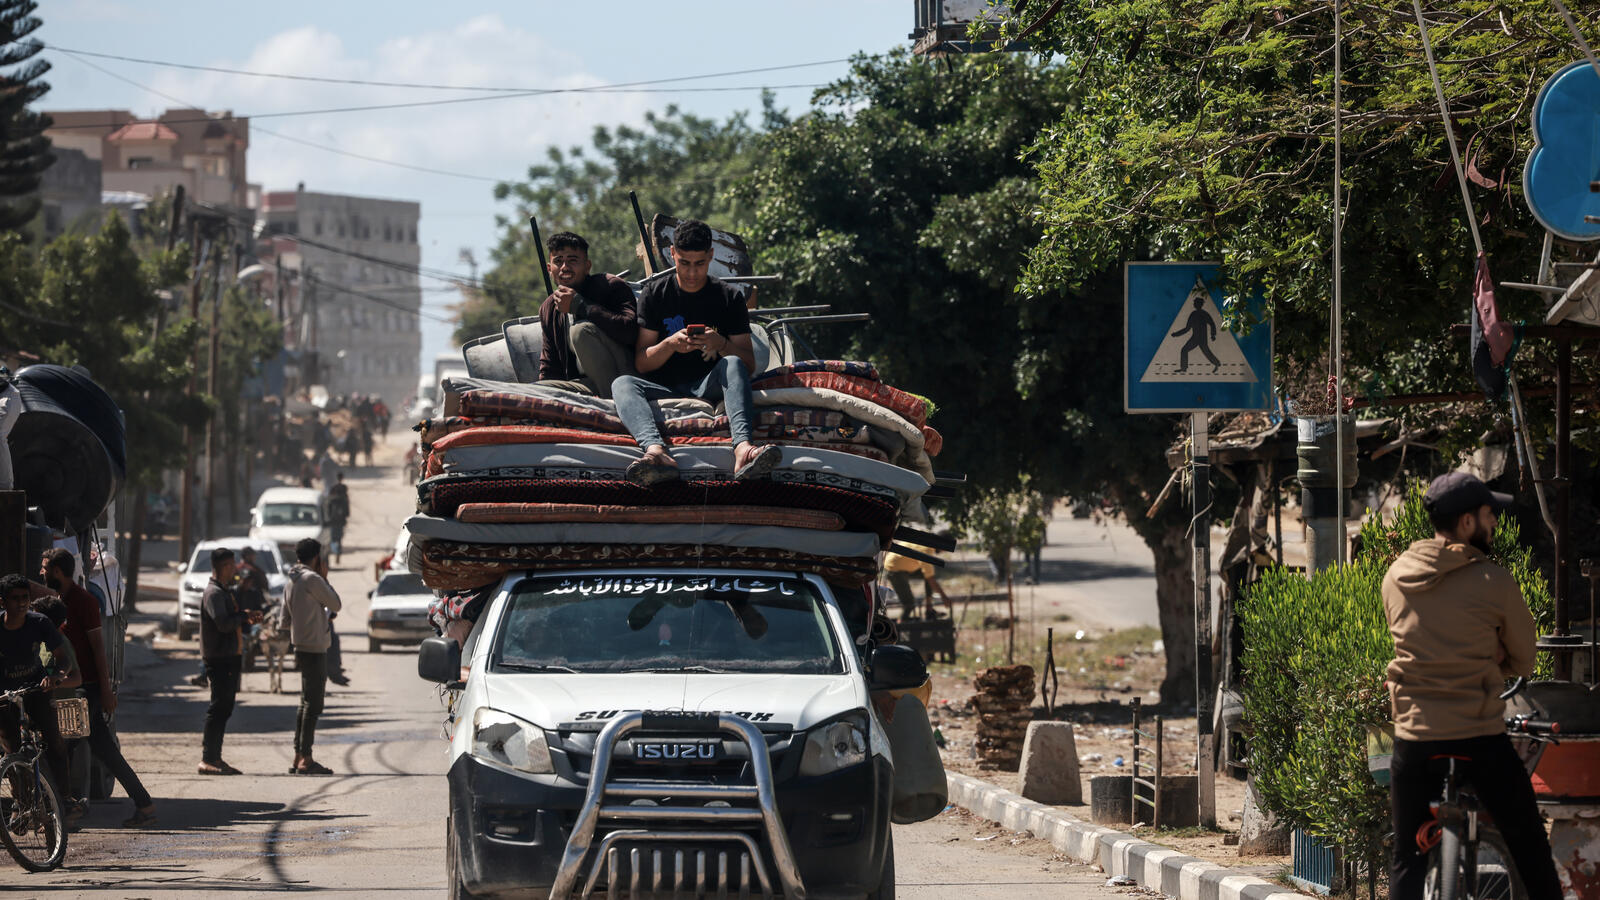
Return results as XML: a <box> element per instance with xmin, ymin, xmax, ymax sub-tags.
<box><xmin>585</xmin><ymin>832</ymin><xmax>772</xmax><ymax>900</ymax></box>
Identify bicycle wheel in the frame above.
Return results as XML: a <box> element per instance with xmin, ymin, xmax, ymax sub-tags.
<box><xmin>0</xmin><ymin>756</ymin><xmax>68</xmax><ymax>872</ymax></box>
<box><xmin>1423</xmin><ymin>823</ymin><xmax>1527</xmax><ymax>900</ymax></box>
<box><xmin>1470</xmin><ymin>825</ymin><xmax>1527</xmax><ymax>900</ymax></box>
<box><xmin>1425</xmin><ymin>826</ymin><xmax>1464</xmax><ymax>900</ymax></box>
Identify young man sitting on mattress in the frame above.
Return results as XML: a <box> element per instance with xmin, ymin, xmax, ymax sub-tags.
<box><xmin>612</xmin><ymin>219</ymin><xmax>780</xmax><ymax>485</ymax></box>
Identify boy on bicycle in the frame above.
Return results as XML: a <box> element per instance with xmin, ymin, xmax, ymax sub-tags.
<box><xmin>0</xmin><ymin>574</ymin><xmax>71</xmax><ymax>798</ymax></box>
<box><xmin>1382</xmin><ymin>472</ymin><xmax>1562</xmax><ymax>899</ymax></box>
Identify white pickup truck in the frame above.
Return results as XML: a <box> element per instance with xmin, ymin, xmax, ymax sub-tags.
<box><xmin>419</xmin><ymin>567</ymin><xmax>938</xmax><ymax>900</ymax></box>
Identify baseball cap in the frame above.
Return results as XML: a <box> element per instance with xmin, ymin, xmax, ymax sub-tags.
<box><xmin>1423</xmin><ymin>472</ymin><xmax>1513</xmax><ymax>519</ymax></box>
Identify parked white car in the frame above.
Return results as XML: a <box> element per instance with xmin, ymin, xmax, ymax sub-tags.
<box><xmin>248</xmin><ymin>485</ymin><xmax>331</xmax><ymax>562</ymax></box>
<box><xmin>176</xmin><ymin>539</ymin><xmax>287</xmax><ymax>641</ymax></box>
<box><xmin>366</xmin><ymin>571</ymin><xmax>434</xmax><ymax>652</ymax></box>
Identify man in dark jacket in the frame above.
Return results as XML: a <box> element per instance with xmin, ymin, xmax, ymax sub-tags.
<box><xmin>41</xmin><ymin>549</ymin><xmax>157</xmax><ymax>827</ymax></box>
<box><xmin>1382</xmin><ymin>472</ymin><xmax>1561</xmax><ymax>900</ymax></box>
<box><xmin>199</xmin><ymin>547</ymin><xmax>260</xmax><ymax>775</ymax></box>
<box><xmin>538</xmin><ymin>231</ymin><xmax>639</xmax><ymax>399</ymax></box>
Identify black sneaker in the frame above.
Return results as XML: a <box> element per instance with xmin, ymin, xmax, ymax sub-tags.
<box><xmin>329</xmin><ymin>674</ymin><xmax>351</xmax><ymax>687</ymax></box>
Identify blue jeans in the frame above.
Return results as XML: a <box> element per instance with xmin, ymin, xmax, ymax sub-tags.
<box><xmin>612</xmin><ymin>356</ymin><xmax>756</xmax><ymax>450</ymax></box>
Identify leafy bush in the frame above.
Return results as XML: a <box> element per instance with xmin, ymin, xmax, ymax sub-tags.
<box><xmin>1239</xmin><ymin>482</ymin><xmax>1553</xmax><ymax>858</ymax></box>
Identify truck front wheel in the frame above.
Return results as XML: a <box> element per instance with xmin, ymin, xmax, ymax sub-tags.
<box><xmin>867</xmin><ymin>832</ymin><xmax>895</xmax><ymax>900</ymax></box>
<box><xmin>447</xmin><ymin>813</ymin><xmax>477</xmax><ymax>900</ymax></box>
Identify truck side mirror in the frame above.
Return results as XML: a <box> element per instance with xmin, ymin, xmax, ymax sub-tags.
<box><xmin>869</xmin><ymin>644</ymin><xmax>928</xmax><ymax>691</ymax></box>
<box><xmin>418</xmin><ymin>636</ymin><xmax>462</xmax><ymax>687</ymax></box>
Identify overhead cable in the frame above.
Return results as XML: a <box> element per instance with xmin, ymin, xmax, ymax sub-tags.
<box><xmin>38</xmin><ymin>42</ymin><xmax>849</xmax><ymax>93</ymax></box>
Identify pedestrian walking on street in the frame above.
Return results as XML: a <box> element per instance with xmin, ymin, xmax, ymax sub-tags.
<box><xmin>326</xmin><ymin>473</ymin><xmax>350</xmax><ymax>564</ymax></box>
<box><xmin>41</xmin><ymin>549</ymin><xmax>158</xmax><ymax>827</ymax></box>
<box><xmin>282</xmin><ymin>539</ymin><xmax>341</xmax><ymax>775</ymax></box>
<box><xmin>359</xmin><ymin>421</ymin><xmax>374</xmax><ymax>468</ymax></box>
<box><xmin>1382</xmin><ymin>472</ymin><xmax>1563</xmax><ymax>900</ymax></box>
<box><xmin>198</xmin><ymin>547</ymin><xmax>261</xmax><ymax>775</ymax></box>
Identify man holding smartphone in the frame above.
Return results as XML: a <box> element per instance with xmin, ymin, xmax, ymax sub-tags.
<box><xmin>612</xmin><ymin>219</ymin><xmax>780</xmax><ymax>485</ymax></box>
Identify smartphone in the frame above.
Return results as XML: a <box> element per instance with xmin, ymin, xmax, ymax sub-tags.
<box><xmin>687</xmin><ymin>324</ymin><xmax>707</xmax><ymax>336</ymax></box>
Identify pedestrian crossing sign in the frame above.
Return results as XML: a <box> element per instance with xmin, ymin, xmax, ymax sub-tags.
<box><xmin>1125</xmin><ymin>262</ymin><xmax>1273</xmax><ymax>413</ymax></box>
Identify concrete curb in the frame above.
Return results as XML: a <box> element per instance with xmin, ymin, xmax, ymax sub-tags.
<box><xmin>947</xmin><ymin>773</ymin><xmax>1302</xmax><ymax>900</ymax></box>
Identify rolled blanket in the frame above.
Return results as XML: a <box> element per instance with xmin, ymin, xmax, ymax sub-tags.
<box><xmin>454</xmin><ymin>502</ymin><xmax>845</xmax><ymax>531</ymax></box>
<box><xmin>751</xmin><ymin>372</ymin><xmax>926</xmax><ymax>426</ymax></box>
<box><xmin>754</xmin><ymin>360</ymin><xmax>881</xmax><ymax>382</ymax></box>
<box><xmin>411</xmin><ymin>539</ymin><xmax>877</xmax><ymax>592</ymax></box>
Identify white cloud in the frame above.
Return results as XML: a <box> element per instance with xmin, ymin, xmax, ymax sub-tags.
<box><xmin>147</xmin><ymin>16</ymin><xmax>649</xmax><ymax>198</ymax></box>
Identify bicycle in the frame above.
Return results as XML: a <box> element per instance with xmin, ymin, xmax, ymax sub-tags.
<box><xmin>0</xmin><ymin>686</ymin><xmax>68</xmax><ymax>872</ymax></box>
<box><xmin>1417</xmin><ymin>678</ymin><xmax>1559</xmax><ymax>900</ymax></box>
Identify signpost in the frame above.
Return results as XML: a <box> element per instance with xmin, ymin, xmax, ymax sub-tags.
<box><xmin>1125</xmin><ymin>262</ymin><xmax>1273</xmax><ymax>830</ymax></box>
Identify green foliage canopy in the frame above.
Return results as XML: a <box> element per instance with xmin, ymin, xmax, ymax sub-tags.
<box><xmin>995</xmin><ymin>0</ymin><xmax>1600</xmax><ymax>416</ymax></box>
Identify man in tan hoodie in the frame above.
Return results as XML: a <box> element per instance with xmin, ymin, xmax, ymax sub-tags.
<box><xmin>282</xmin><ymin>538</ymin><xmax>342</xmax><ymax>776</ymax></box>
<box><xmin>1382</xmin><ymin>472</ymin><xmax>1560</xmax><ymax>899</ymax></box>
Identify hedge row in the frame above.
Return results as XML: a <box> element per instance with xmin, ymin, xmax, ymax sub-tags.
<box><xmin>1239</xmin><ymin>482</ymin><xmax>1553</xmax><ymax>856</ymax></box>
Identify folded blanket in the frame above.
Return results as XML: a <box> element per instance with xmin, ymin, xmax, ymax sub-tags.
<box><xmin>752</xmin><ymin>372</ymin><xmax>926</xmax><ymax>426</ymax></box>
<box><xmin>420</xmin><ymin>474</ymin><xmax>903</xmax><ymax>539</ymax></box>
<box><xmin>751</xmin><ymin>387</ymin><xmax>934</xmax><ymax>484</ymax></box>
<box><xmin>427</xmin><ymin>442</ymin><xmax>932</xmax><ymax>504</ymax></box>
<box><xmin>445</xmin><ymin>376</ymin><xmax>717</xmax><ymax>415</ymax></box>
<box><xmin>454</xmin><ymin>502</ymin><xmax>845</xmax><ymax>531</ymax></box>
<box><xmin>754</xmin><ymin>360</ymin><xmax>880</xmax><ymax>383</ymax></box>
<box><xmin>403</xmin><ymin>514</ymin><xmax>884</xmax><ymax>558</ymax></box>
<box><xmin>410</xmin><ymin>539</ymin><xmax>877</xmax><ymax>592</ymax></box>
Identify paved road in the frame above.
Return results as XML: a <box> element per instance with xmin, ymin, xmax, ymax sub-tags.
<box><xmin>20</xmin><ymin>442</ymin><xmax>1136</xmax><ymax>899</ymax></box>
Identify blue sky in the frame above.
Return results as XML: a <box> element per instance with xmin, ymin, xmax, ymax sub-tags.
<box><xmin>40</xmin><ymin>0</ymin><xmax>913</xmax><ymax>370</ymax></box>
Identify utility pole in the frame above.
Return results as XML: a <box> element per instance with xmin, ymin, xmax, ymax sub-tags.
<box><xmin>1191</xmin><ymin>412</ymin><xmax>1216</xmax><ymax>830</ymax></box>
<box><xmin>179</xmin><ymin>216</ymin><xmax>210</xmax><ymax>561</ymax></box>
<box><xmin>202</xmin><ymin>227</ymin><xmax>229</xmax><ymax>541</ymax></box>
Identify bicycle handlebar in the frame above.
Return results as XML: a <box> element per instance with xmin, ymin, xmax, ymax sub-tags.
<box><xmin>1507</xmin><ymin>716</ymin><xmax>1560</xmax><ymax>736</ymax></box>
<box><xmin>1498</xmin><ymin>676</ymin><xmax>1526</xmax><ymax>700</ymax></box>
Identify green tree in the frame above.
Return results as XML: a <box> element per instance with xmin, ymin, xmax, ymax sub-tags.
<box><xmin>465</xmin><ymin>104</ymin><xmax>775</xmax><ymax>342</ymax></box>
<box><xmin>0</xmin><ymin>0</ymin><xmax>53</xmax><ymax>231</ymax></box>
<box><xmin>743</xmin><ymin>51</ymin><xmax>1205</xmax><ymax>701</ymax></box>
<box><xmin>992</xmin><ymin>0</ymin><xmax>1597</xmax><ymax>420</ymax></box>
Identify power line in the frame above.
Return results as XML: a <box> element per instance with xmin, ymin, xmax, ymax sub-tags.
<box><xmin>39</xmin><ymin>42</ymin><xmax>849</xmax><ymax>94</ymax></box>
<box><xmin>58</xmin><ymin>51</ymin><xmax>507</xmax><ymax>183</ymax></box>
<box><xmin>312</xmin><ymin>277</ymin><xmax>455</xmax><ymax>324</ymax></box>
<box><xmin>46</xmin><ymin>47</ymin><xmax>824</xmax><ymax>128</ymax></box>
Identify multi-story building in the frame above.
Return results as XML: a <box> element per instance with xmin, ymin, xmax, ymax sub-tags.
<box><xmin>43</xmin><ymin>108</ymin><xmax>254</xmax><ymax>211</ymax></box>
<box><xmin>258</xmin><ymin>187</ymin><xmax>422</xmax><ymax>405</ymax></box>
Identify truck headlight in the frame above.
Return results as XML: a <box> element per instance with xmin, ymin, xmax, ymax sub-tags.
<box><xmin>799</xmin><ymin>711</ymin><xmax>868</xmax><ymax>777</ymax></box>
<box><xmin>471</xmin><ymin>708</ymin><xmax>554</xmax><ymax>774</ymax></box>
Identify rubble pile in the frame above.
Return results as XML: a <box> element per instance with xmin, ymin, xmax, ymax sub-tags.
<box><xmin>970</xmin><ymin>664</ymin><xmax>1036</xmax><ymax>770</ymax></box>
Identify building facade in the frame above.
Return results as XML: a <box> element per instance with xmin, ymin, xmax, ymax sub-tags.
<box><xmin>43</xmin><ymin>108</ymin><xmax>254</xmax><ymax>211</ymax></box>
<box><xmin>259</xmin><ymin>188</ymin><xmax>422</xmax><ymax>406</ymax></box>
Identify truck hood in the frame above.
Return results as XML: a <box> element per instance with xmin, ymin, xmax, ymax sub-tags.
<box><xmin>483</xmin><ymin>672</ymin><xmax>864</xmax><ymax>733</ymax></box>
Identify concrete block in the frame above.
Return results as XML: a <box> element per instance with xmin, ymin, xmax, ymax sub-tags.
<box><xmin>1089</xmin><ymin>774</ymin><xmax>1200</xmax><ymax>827</ymax></box>
<box><xmin>1017</xmin><ymin>721</ymin><xmax>1082</xmax><ymax>804</ymax></box>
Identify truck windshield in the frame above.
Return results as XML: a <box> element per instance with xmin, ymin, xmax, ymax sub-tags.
<box><xmin>260</xmin><ymin>503</ymin><xmax>321</xmax><ymax>527</ymax></box>
<box><xmin>492</xmin><ymin>575</ymin><xmax>843</xmax><ymax>675</ymax></box>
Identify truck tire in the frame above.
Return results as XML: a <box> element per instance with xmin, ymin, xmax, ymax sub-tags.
<box><xmin>448</xmin><ymin>814</ymin><xmax>477</xmax><ymax>900</ymax></box>
<box><xmin>369</xmin><ymin>638</ymin><xmax>383</xmax><ymax>654</ymax></box>
<box><xmin>867</xmin><ymin>833</ymin><xmax>895</xmax><ymax>900</ymax></box>
<box><xmin>177</xmin><ymin>619</ymin><xmax>194</xmax><ymax>642</ymax></box>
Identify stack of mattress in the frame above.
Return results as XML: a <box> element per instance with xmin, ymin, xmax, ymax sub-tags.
<box><xmin>405</xmin><ymin>360</ymin><xmax>941</xmax><ymax>593</ymax></box>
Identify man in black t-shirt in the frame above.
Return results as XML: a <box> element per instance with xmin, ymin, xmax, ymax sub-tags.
<box><xmin>0</xmin><ymin>573</ymin><xmax>72</xmax><ymax>799</ymax></box>
<box><xmin>538</xmin><ymin>231</ymin><xmax>639</xmax><ymax>399</ymax></box>
<box><xmin>612</xmin><ymin>219</ymin><xmax>780</xmax><ymax>485</ymax></box>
